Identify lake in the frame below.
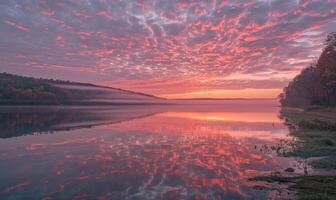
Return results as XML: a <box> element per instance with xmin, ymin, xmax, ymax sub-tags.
<box><xmin>0</xmin><ymin>100</ymin><xmax>299</xmax><ymax>199</ymax></box>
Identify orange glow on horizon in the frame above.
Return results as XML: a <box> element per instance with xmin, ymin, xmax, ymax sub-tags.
<box><xmin>161</xmin><ymin>88</ymin><xmax>282</xmax><ymax>99</ymax></box>
<box><xmin>103</xmin><ymin>73</ymin><xmax>287</xmax><ymax>99</ymax></box>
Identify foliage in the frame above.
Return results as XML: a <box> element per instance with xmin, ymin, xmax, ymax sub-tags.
<box><xmin>280</xmin><ymin>32</ymin><xmax>336</xmax><ymax>108</ymax></box>
<box><xmin>0</xmin><ymin>73</ymin><xmax>105</xmax><ymax>104</ymax></box>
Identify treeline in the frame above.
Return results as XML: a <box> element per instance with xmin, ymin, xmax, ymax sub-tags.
<box><xmin>0</xmin><ymin>108</ymin><xmax>111</xmax><ymax>138</ymax></box>
<box><xmin>0</xmin><ymin>73</ymin><xmax>101</xmax><ymax>104</ymax></box>
<box><xmin>279</xmin><ymin>32</ymin><xmax>336</xmax><ymax>108</ymax></box>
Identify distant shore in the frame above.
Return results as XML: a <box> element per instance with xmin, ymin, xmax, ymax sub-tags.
<box><xmin>0</xmin><ymin>100</ymin><xmax>171</xmax><ymax>106</ymax></box>
<box><xmin>0</xmin><ymin>98</ymin><xmax>279</xmax><ymax>106</ymax></box>
<box><xmin>172</xmin><ymin>97</ymin><xmax>276</xmax><ymax>100</ymax></box>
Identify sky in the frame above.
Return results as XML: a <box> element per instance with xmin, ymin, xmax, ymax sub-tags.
<box><xmin>0</xmin><ymin>0</ymin><xmax>336</xmax><ymax>99</ymax></box>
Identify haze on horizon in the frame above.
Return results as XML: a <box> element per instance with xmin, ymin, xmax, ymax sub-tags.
<box><xmin>0</xmin><ymin>0</ymin><xmax>335</xmax><ymax>99</ymax></box>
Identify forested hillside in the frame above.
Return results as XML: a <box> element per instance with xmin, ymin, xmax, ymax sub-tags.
<box><xmin>0</xmin><ymin>73</ymin><xmax>161</xmax><ymax>105</ymax></box>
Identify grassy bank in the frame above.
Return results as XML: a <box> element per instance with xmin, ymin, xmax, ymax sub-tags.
<box><xmin>280</xmin><ymin>106</ymin><xmax>336</xmax><ymax>169</ymax></box>
<box><xmin>250</xmin><ymin>175</ymin><xmax>336</xmax><ymax>199</ymax></box>
<box><xmin>251</xmin><ymin>107</ymin><xmax>336</xmax><ymax>199</ymax></box>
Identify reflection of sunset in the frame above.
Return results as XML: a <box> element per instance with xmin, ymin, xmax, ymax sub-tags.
<box><xmin>158</xmin><ymin>111</ymin><xmax>282</xmax><ymax>123</ymax></box>
<box><xmin>0</xmin><ymin>104</ymin><xmax>295</xmax><ymax>199</ymax></box>
<box><xmin>1</xmin><ymin>131</ymin><xmax>292</xmax><ymax>199</ymax></box>
<box><xmin>105</xmin><ymin>110</ymin><xmax>289</xmax><ymax>140</ymax></box>
<box><xmin>162</xmin><ymin>88</ymin><xmax>282</xmax><ymax>99</ymax></box>
<box><xmin>0</xmin><ymin>0</ymin><xmax>334</xmax><ymax>198</ymax></box>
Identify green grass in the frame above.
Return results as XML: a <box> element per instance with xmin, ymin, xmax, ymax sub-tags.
<box><xmin>280</xmin><ymin>107</ymin><xmax>336</xmax><ymax>169</ymax></box>
<box><xmin>250</xmin><ymin>175</ymin><xmax>336</xmax><ymax>200</ymax></box>
<box><xmin>250</xmin><ymin>107</ymin><xmax>336</xmax><ymax>199</ymax></box>
<box><xmin>283</xmin><ymin>132</ymin><xmax>336</xmax><ymax>161</ymax></box>
<box><xmin>311</xmin><ymin>156</ymin><xmax>336</xmax><ymax>169</ymax></box>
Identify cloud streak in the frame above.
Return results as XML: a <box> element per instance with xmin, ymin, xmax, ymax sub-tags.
<box><xmin>0</xmin><ymin>0</ymin><xmax>335</xmax><ymax>98</ymax></box>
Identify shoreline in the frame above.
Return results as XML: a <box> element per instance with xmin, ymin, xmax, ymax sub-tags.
<box><xmin>250</xmin><ymin>106</ymin><xmax>336</xmax><ymax>199</ymax></box>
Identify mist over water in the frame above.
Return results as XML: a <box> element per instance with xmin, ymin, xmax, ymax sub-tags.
<box><xmin>0</xmin><ymin>100</ymin><xmax>296</xmax><ymax>199</ymax></box>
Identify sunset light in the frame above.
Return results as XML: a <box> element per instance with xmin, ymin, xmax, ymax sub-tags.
<box><xmin>1</xmin><ymin>0</ymin><xmax>335</xmax><ymax>98</ymax></box>
<box><xmin>1</xmin><ymin>1</ymin><xmax>336</xmax><ymax>199</ymax></box>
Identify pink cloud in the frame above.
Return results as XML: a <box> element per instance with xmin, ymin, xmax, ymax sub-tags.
<box><xmin>0</xmin><ymin>0</ymin><xmax>335</xmax><ymax>98</ymax></box>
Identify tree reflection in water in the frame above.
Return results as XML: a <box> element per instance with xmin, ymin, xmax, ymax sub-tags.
<box><xmin>0</xmin><ymin>102</ymin><xmax>298</xmax><ymax>199</ymax></box>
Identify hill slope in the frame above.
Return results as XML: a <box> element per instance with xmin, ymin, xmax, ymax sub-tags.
<box><xmin>0</xmin><ymin>73</ymin><xmax>164</xmax><ymax>105</ymax></box>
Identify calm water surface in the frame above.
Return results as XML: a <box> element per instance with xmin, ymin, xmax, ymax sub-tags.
<box><xmin>0</xmin><ymin>100</ymin><xmax>298</xmax><ymax>199</ymax></box>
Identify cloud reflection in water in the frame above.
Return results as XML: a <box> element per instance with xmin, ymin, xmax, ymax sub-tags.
<box><xmin>0</xmin><ymin>101</ymin><xmax>295</xmax><ymax>199</ymax></box>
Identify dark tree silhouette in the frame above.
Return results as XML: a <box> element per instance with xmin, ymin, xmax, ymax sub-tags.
<box><xmin>280</xmin><ymin>32</ymin><xmax>336</xmax><ymax>108</ymax></box>
<box><xmin>0</xmin><ymin>73</ymin><xmax>104</xmax><ymax>104</ymax></box>
<box><xmin>317</xmin><ymin>32</ymin><xmax>336</xmax><ymax>105</ymax></box>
